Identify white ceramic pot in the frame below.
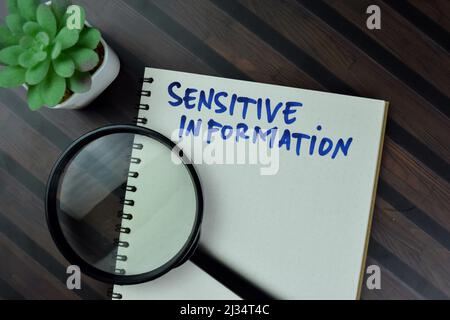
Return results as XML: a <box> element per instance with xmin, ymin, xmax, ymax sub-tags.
<box><xmin>53</xmin><ymin>38</ymin><xmax>120</xmax><ymax>110</ymax></box>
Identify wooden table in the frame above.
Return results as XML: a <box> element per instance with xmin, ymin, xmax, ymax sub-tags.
<box><xmin>0</xmin><ymin>0</ymin><xmax>449</xmax><ymax>300</ymax></box>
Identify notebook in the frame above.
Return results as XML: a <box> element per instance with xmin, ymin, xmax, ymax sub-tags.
<box><xmin>113</xmin><ymin>67</ymin><xmax>388</xmax><ymax>300</ymax></box>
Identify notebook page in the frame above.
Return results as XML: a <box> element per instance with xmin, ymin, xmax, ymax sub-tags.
<box><xmin>115</xmin><ymin>262</ymin><xmax>240</xmax><ymax>300</ymax></box>
<box><xmin>121</xmin><ymin>67</ymin><xmax>387</xmax><ymax>299</ymax></box>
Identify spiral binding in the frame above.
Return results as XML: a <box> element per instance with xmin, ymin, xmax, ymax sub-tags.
<box><xmin>134</xmin><ymin>116</ymin><xmax>148</xmax><ymax>125</ymax></box>
<box><xmin>133</xmin><ymin>143</ymin><xmax>144</xmax><ymax>150</ymax></box>
<box><xmin>107</xmin><ymin>288</ymin><xmax>122</xmax><ymax>300</ymax></box>
<box><xmin>116</xmin><ymin>254</ymin><xmax>128</xmax><ymax>261</ymax></box>
<box><xmin>128</xmin><ymin>172</ymin><xmax>139</xmax><ymax>179</ymax></box>
<box><xmin>113</xmin><ymin>238</ymin><xmax>129</xmax><ymax>248</ymax></box>
<box><xmin>118</xmin><ymin>211</ymin><xmax>133</xmax><ymax>220</ymax></box>
<box><xmin>109</xmin><ymin>95</ymin><xmax>150</xmax><ymax>298</ymax></box>
<box><xmin>130</xmin><ymin>157</ymin><xmax>141</xmax><ymax>164</ymax></box>
<box><xmin>134</xmin><ymin>77</ymin><xmax>153</xmax><ymax>127</ymax></box>
<box><xmin>137</xmin><ymin>103</ymin><xmax>150</xmax><ymax>111</ymax></box>
<box><xmin>125</xmin><ymin>185</ymin><xmax>137</xmax><ymax>192</ymax></box>
<box><xmin>115</xmin><ymin>225</ymin><xmax>131</xmax><ymax>234</ymax></box>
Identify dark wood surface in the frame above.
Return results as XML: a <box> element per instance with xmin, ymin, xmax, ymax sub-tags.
<box><xmin>0</xmin><ymin>0</ymin><xmax>449</xmax><ymax>300</ymax></box>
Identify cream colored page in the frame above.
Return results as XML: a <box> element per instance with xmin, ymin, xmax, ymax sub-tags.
<box><xmin>121</xmin><ymin>67</ymin><xmax>387</xmax><ymax>299</ymax></box>
<box><xmin>115</xmin><ymin>262</ymin><xmax>240</xmax><ymax>300</ymax></box>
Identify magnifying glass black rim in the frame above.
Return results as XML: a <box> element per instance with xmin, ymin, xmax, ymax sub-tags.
<box><xmin>45</xmin><ymin>124</ymin><xmax>203</xmax><ymax>285</ymax></box>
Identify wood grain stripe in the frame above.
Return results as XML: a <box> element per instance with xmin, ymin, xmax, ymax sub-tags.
<box><xmin>408</xmin><ymin>0</ymin><xmax>450</xmax><ymax>32</ymax></box>
<box><xmin>296</xmin><ymin>0</ymin><xmax>450</xmax><ymax>118</ymax></box>
<box><xmin>386</xmin><ymin>0</ymin><xmax>450</xmax><ymax>52</ymax></box>
<box><xmin>368</xmin><ymin>239</ymin><xmax>447</xmax><ymax>299</ymax></box>
<box><xmin>327</xmin><ymin>0</ymin><xmax>450</xmax><ymax>95</ymax></box>
<box><xmin>372</xmin><ymin>199</ymin><xmax>450</xmax><ymax>296</ymax></box>
<box><xmin>0</xmin><ymin>277</ymin><xmax>25</xmax><ymax>300</ymax></box>
<box><xmin>0</xmin><ymin>212</ymin><xmax>103</xmax><ymax>299</ymax></box>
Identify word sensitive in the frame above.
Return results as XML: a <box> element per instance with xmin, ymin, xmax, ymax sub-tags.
<box><xmin>168</xmin><ymin>82</ymin><xmax>303</xmax><ymax>125</ymax></box>
<box><xmin>168</xmin><ymin>81</ymin><xmax>353</xmax><ymax>159</ymax></box>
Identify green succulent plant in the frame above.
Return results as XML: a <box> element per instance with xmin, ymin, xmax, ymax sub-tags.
<box><xmin>0</xmin><ymin>0</ymin><xmax>102</xmax><ymax>110</ymax></box>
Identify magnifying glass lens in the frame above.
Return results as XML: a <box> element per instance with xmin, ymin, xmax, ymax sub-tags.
<box><xmin>50</xmin><ymin>128</ymin><xmax>201</xmax><ymax>283</ymax></box>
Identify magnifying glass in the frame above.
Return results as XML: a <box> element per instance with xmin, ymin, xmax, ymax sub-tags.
<box><xmin>45</xmin><ymin>125</ymin><xmax>203</xmax><ymax>285</ymax></box>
